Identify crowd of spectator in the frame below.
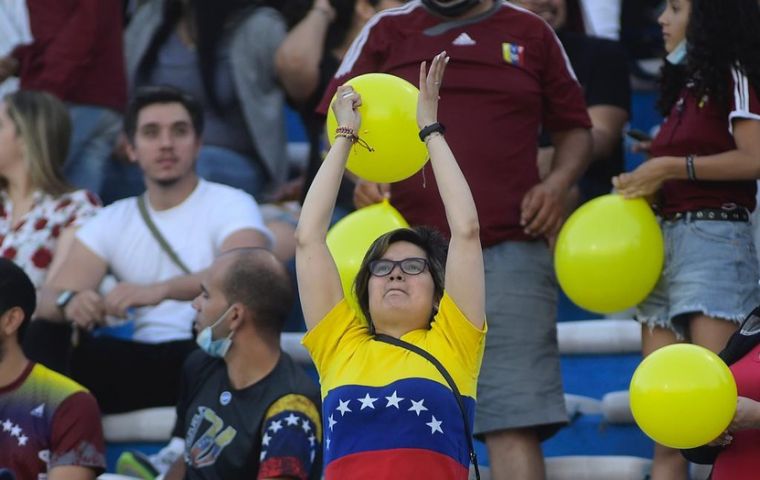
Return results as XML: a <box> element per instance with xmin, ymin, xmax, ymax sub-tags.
<box><xmin>2</xmin><ymin>0</ymin><xmax>760</xmax><ymax>479</ymax></box>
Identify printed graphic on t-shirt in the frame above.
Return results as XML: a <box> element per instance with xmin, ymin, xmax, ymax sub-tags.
<box><xmin>185</xmin><ymin>406</ymin><xmax>237</xmax><ymax>467</ymax></box>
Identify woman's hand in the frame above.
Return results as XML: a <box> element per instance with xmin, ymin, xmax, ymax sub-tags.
<box><xmin>729</xmin><ymin>396</ymin><xmax>760</xmax><ymax>432</ymax></box>
<box><xmin>707</xmin><ymin>430</ymin><xmax>733</xmax><ymax>448</ymax></box>
<box><xmin>631</xmin><ymin>140</ymin><xmax>652</xmax><ymax>155</ymax></box>
<box><xmin>312</xmin><ymin>0</ymin><xmax>336</xmax><ymax>21</ymax></box>
<box><xmin>332</xmin><ymin>85</ymin><xmax>362</xmax><ymax>134</ymax></box>
<box><xmin>612</xmin><ymin>156</ymin><xmax>670</xmax><ymax>199</ymax></box>
<box><xmin>417</xmin><ymin>51</ymin><xmax>449</xmax><ymax>129</ymax></box>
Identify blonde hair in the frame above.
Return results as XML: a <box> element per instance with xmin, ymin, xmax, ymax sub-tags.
<box><xmin>2</xmin><ymin>90</ymin><xmax>72</xmax><ymax>196</ymax></box>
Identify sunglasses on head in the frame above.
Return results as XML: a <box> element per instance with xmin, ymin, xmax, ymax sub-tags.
<box><xmin>369</xmin><ymin>257</ymin><xmax>428</xmax><ymax>277</ymax></box>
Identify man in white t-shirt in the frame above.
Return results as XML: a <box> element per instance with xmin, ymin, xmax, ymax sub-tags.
<box><xmin>28</xmin><ymin>86</ymin><xmax>273</xmax><ymax>414</ymax></box>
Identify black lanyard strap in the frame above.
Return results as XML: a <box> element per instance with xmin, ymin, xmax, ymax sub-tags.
<box><xmin>374</xmin><ymin>333</ymin><xmax>480</xmax><ymax>480</ymax></box>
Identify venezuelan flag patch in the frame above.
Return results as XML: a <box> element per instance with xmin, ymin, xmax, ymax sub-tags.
<box><xmin>502</xmin><ymin>42</ymin><xmax>524</xmax><ymax>66</ymax></box>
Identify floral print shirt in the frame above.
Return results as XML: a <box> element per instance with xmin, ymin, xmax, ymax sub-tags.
<box><xmin>0</xmin><ymin>189</ymin><xmax>101</xmax><ymax>288</ymax></box>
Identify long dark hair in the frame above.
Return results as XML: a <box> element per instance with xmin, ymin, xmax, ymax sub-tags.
<box><xmin>136</xmin><ymin>0</ymin><xmax>253</xmax><ymax>113</ymax></box>
<box><xmin>353</xmin><ymin>227</ymin><xmax>448</xmax><ymax>332</ymax></box>
<box><xmin>658</xmin><ymin>0</ymin><xmax>760</xmax><ymax>115</ymax></box>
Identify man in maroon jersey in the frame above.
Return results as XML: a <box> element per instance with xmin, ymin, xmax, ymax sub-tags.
<box><xmin>318</xmin><ymin>1</ymin><xmax>592</xmax><ymax>478</ymax></box>
<box><xmin>0</xmin><ymin>258</ymin><xmax>105</xmax><ymax>480</ymax></box>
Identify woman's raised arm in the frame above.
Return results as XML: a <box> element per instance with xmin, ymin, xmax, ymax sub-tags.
<box><xmin>295</xmin><ymin>86</ymin><xmax>362</xmax><ymax>329</ymax></box>
<box><xmin>421</xmin><ymin>52</ymin><xmax>485</xmax><ymax>328</ymax></box>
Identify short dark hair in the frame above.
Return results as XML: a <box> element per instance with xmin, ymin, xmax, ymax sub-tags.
<box><xmin>354</xmin><ymin>226</ymin><xmax>448</xmax><ymax>331</ymax></box>
<box><xmin>123</xmin><ymin>85</ymin><xmax>204</xmax><ymax>142</ymax></box>
<box><xmin>0</xmin><ymin>259</ymin><xmax>36</xmax><ymax>326</ymax></box>
<box><xmin>220</xmin><ymin>248</ymin><xmax>294</xmax><ymax>339</ymax></box>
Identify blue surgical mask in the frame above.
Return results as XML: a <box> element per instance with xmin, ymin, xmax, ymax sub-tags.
<box><xmin>666</xmin><ymin>40</ymin><xmax>688</xmax><ymax>65</ymax></box>
<box><xmin>196</xmin><ymin>305</ymin><xmax>234</xmax><ymax>358</ymax></box>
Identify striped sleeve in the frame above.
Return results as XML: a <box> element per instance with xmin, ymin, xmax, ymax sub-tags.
<box><xmin>729</xmin><ymin>66</ymin><xmax>760</xmax><ymax>134</ymax></box>
<box><xmin>316</xmin><ymin>2</ymin><xmax>419</xmax><ymax>115</ymax></box>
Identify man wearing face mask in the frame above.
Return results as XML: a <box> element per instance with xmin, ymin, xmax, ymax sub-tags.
<box><xmin>319</xmin><ymin>1</ymin><xmax>592</xmax><ymax>479</ymax></box>
<box><xmin>151</xmin><ymin>248</ymin><xmax>322</xmax><ymax>480</ymax></box>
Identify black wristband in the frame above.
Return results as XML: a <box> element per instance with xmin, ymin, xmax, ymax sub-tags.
<box><xmin>419</xmin><ymin>122</ymin><xmax>446</xmax><ymax>142</ymax></box>
<box><xmin>686</xmin><ymin>154</ymin><xmax>697</xmax><ymax>181</ymax></box>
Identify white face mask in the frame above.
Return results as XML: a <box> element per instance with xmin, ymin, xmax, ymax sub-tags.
<box><xmin>195</xmin><ymin>305</ymin><xmax>234</xmax><ymax>358</ymax></box>
<box><xmin>666</xmin><ymin>40</ymin><xmax>688</xmax><ymax>65</ymax></box>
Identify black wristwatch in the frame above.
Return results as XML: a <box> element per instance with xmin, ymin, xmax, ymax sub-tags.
<box><xmin>56</xmin><ymin>290</ymin><xmax>76</xmax><ymax>313</ymax></box>
<box><xmin>419</xmin><ymin>122</ymin><xmax>446</xmax><ymax>142</ymax></box>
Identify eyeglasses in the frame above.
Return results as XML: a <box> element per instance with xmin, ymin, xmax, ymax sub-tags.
<box><xmin>368</xmin><ymin>257</ymin><xmax>428</xmax><ymax>277</ymax></box>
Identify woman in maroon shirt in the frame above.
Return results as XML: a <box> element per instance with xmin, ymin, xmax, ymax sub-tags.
<box><xmin>613</xmin><ymin>0</ymin><xmax>760</xmax><ymax>478</ymax></box>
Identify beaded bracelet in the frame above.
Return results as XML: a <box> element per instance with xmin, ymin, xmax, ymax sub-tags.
<box><xmin>335</xmin><ymin>126</ymin><xmax>374</xmax><ymax>152</ymax></box>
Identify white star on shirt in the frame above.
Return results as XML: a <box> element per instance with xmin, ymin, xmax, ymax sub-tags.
<box><xmin>326</xmin><ymin>437</ymin><xmax>331</xmax><ymax>450</ymax></box>
<box><xmin>408</xmin><ymin>399</ymin><xmax>428</xmax><ymax>416</ymax></box>
<box><xmin>358</xmin><ymin>393</ymin><xmax>378</xmax><ymax>410</ymax></box>
<box><xmin>260</xmin><ymin>450</ymin><xmax>267</xmax><ymax>461</ymax></box>
<box><xmin>262</xmin><ymin>433</ymin><xmax>271</xmax><ymax>446</ymax></box>
<box><xmin>426</xmin><ymin>415</ymin><xmax>443</xmax><ymax>434</ymax></box>
<box><xmin>310</xmin><ymin>449</ymin><xmax>316</xmax><ymax>463</ymax></box>
<box><xmin>284</xmin><ymin>413</ymin><xmax>300</xmax><ymax>426</ymax></box>
<box><xmin>328</xmin><ymin>414</ymin><xmax>337</xmax><ymax>431</ymax></box>
<box><xmin>2</xmin><ymin>420</ymin><xmax>11</xmax><ymax>431</ymax></box>
<box><xmin>308</xmin><ymin>434</ymin><xmax>316</xmax><ymax>447</ymax></box>
<box><xmin>18</xmin><ymin>435</ymin><xmax>28</xmax><ymax>446</ymax></box>
<box><xmin>385</xmin><ymin>390</ymin><xmax>405</xmax><ymax>409</ymax></box>
<box><xmin>11</xmin><ymin>425</ymin><xmax>21</xmax><ymax>437</ymax></box>
<box><xmin>336</xmin><ymin>399</ymin><xmax>352</xmax><ymax>416</ymax></box>
<box><xmin>268</xmin><ymin>420</ymin><xmax>283</xmax><ymax>433</ymax></box>
<box><xmin>302</xmin><ymin>419</ymin><xmax>312</xmax><ymax>433</ymax></box>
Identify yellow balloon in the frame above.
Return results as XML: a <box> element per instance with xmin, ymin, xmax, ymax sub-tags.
<box><xmin>326</xmin><ymin>73</ymin><xmax>428</xmax><ymax>183</ymax></box>
<box><xmin>326</xmin><ymin>200</ymin><xmax>409</xmax><ymax>307</ymax></box>
<box><xmin>630</xmin><ymin>344</ymin><xmax>737</xmax><ymax>449</ymax></box>
<box><xmin>554</xmin><ymin>194</ymin><xmax>664</xmax><ymax>314</ymax></box>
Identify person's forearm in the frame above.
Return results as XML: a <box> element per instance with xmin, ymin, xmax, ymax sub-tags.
<box><xmin>35</xmin><ymin>286</ymin><xmax>65</xmax><ymax>321</ymax></box>
<box><xmin>275</xmin><ymin>8</ymin><xmax>332</xmax><ymax>103</ymax></box>
<box><xmin>588</xmin><ymin>104</ymin><xmax>628</xmax><ymax>162</ymax></box>
<box><xmin>546</xmin><ymin>128</ymin><xmax>592</xmax><ymax>191</ymax></box>
<box><xmin>649</xmin><ymin>149</ymin><xmax>760</xmax><ymax>182</ymax></box>
<box><xmin>296</xmin><ymin>137</ymin><xmax>352</xmax><ymax>245</ymax></box>
<box><xmin>426</xmin><ymin>133</ymin><xmax>479</xmax><ymax>237</ymax></box>
<box><xmin>157</xmin><ymin>272</ymin><xmax>204</xmax><ymax>302</ymax></box>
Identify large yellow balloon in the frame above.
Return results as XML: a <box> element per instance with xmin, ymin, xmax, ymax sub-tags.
<box><xmin>326</xmin><ymin>73</ymin><xmax>428</xmax><ymax>183</ymax></box>
<box><xmin>630</xmin><ymin>344</ymin><xmax>737</xmax><ymax>449</ymax></box>
<box><xmin>326</xmin><ymin>200</ymin><xmax>409</xmax><ymax>306</ymax></box>
<box><xmin>554</xmin><ymin>194</ymin><xmax>664</xmax><ymax>314</ymax></box>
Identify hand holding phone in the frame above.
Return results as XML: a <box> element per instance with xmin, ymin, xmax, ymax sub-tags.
<box><xmin>625</xmin><ymin>128</ymin><xmax>652</xmax><ymax>142</ymax></box>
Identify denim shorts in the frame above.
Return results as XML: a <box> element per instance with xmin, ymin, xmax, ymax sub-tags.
<box><xmin>474</xmin><ymin>240</ymin><xmax>567</xmax><ymax>440</ymax></box>
<box><xmin>636</xmin><ymin>217</ymin><xmax>760</xmax><ymax>340</ymax></box>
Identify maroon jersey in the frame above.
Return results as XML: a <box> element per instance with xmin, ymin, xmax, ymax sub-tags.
<box><xmin>651</xmin><ymin>67</ymin><xmax>759</xmax><ymax>214</ymax></box>
<box><xmin>318</xmin><ymin>1</ymin><xmax>591</xmax><ymax>246</ymax></box>
<box><xmin>0</xmin><ymin>363</ymin><xmax>106</xmax><ymax>479</ymax></box>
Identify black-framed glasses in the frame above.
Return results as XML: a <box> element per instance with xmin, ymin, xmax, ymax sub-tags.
<box><xmin>368</xmin><ymin>257</ymin><xmax>428</xmax><ymax>277</ymax></box>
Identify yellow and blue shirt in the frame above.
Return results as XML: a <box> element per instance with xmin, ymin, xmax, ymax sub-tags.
<box><xmin>303</xmin><ymin>292</ymin><xmax>486</xmax><ymax>479</ymax></box>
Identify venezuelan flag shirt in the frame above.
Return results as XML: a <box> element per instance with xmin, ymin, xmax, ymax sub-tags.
<box><xmin>303</xmin><ymin>292</ymin><xmax>486</xmax><ymax>479</ymax></box>
<box><xmin>0</xmin><ymin>363</ymin><xmax>106</xmax><ymax>478</ymax></box>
